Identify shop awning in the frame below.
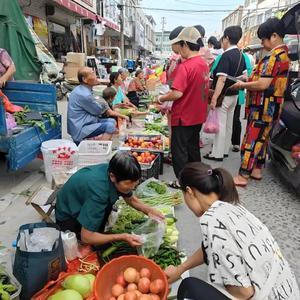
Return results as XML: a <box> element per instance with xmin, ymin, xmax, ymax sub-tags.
<box><xmin>54</xmin><ymin>0</ymin><xmax>96</xmax><ymax>20</ymax></box>
<box><xmin>54</xmin><ymin>0</ymin><xmax>120</xmax><ymax>32</ymax></box>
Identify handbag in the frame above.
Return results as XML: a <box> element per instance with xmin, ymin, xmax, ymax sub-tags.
<box><xmin>209</xmin><ymin>51</ymin><xmax>243</xmax><ymax>107</ymax></box>
<box><xmin>13</xmin><ymin>222</ymin><xmax>66</xmax><ymax>300</ymax></box>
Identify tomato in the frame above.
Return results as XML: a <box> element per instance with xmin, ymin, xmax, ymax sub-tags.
<box><xmin>127</xmin><ymin>283</ymin><xmax>137</xmax><ymax>291</ymax></box>
<box><xmin>140</xmin><ymin>268</ymin><xmax>151</xmax><ymax>279</ymax></box>
<box><xmin>112</xmin><ymin>284</ymin><xmax>125</xmax><ymax>297</ymax></box>
<box><xmin>124</xmin><ymin>291</ymin><xmax>137</xmax><ymax>300</ymax></box>
<box><xmin>116</xmin><ymin>274</ymin><xmax>126</xmax><ymax>287</ymax></box>
<box><xmin>139</xmin><ymin>295</ymin><xmax>152</xmax><ymax>300</ymax></box>
<box><xmin>138</xmin><ymin>278</ymin><xmax>151</xmax><ymax>294</ymax></box>
<box><xmin>149</xmin><ymin>295</ymin><xmax>160</xmax><ymax>300</ymax></box>
<box><xmin>124</xmin><ymin>268</ymin><xmax>138</xmax><ymax>283</ymax></box>
<box><xmin>150</xmin><ymin>154</ymin><xmax>156</xmax><ymax>160</ymax></box>
<box><xmin>137</xmin><ymin>156</ymin><xmax>142</xmax><ymax>162</ymax></box>
<box><xmin>149</xmin><ymin>279</ymin><xmax>164</xmax><ymax>294</ymax></box>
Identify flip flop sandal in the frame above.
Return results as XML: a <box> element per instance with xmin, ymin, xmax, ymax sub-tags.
<box><xmin>250</xmin><ymin>175</ymin><xmax>262</xmax><ymax>181</ymax></box>
<box><xmin>168</xmin><ymin>181</ymin><xmax>181</xmax><ymax>189</ymax></box>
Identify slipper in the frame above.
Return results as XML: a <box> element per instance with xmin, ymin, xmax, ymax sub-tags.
<box><xmin>235</xmin><ymin>182</ymin><xmax>247</xmax><ymax>188</ymax></box>
<box><xmin>168</xmin><ymin>181</ymin><xmax>181</xmax><ymax>189</ymax></box>
<box><xmin>250</xmin><ymin>175</ymin><xmax>262</xmax><ymax>181</ymax></box>
<box><xmin>203</xmin><ymin>154</ymin><xmax>223</xmax><ymax>162</ymax></box>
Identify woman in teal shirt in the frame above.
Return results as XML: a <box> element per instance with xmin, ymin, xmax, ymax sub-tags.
<box><xmin>210</xmin><ymin>51</ymin><xmax>253</xmax><ymax>152</ymax></box>
<box><xmin>109</xmin><ymin>72</ymin><xmax>136</xmax><ymax>108</ymax></box>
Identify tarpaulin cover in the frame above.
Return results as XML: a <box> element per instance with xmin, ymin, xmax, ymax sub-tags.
<box><xmin>0</xmin><ymin>0</ymin><xmax>41</xmax><ymax>80</ymax></box>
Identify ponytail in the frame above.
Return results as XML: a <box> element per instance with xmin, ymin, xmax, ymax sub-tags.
<box><xmin>179</xmin><ymin>162</ymin><xmax>239</xmax><ymax>205</ymax></box>
<box><xmin>213</xmin><ymin>168</ymin><xmax>239</xmax><ymax>204</ymax></box>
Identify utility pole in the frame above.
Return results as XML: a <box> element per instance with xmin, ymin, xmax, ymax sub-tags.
<box><xmin>118</xmin><ymin>0</ymin><xmax>125</xmax><ymax>63</ymax></box>
<box><xmin>160</xmin><ymin>17</ymin><xmax>166</xmax><ymax>56</ymax></box>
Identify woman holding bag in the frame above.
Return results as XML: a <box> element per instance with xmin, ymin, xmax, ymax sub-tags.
<box><xmin>165</xmin><ymin>162</ymin><xmax>300</xmax><ymax>300</ymax></box>
<box><xmin>204</xmin><ymin>26</ymin><xmax>247</xmax><ymax>162</ymax></box>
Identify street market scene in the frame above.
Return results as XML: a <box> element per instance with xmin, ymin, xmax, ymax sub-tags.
<box><xmin>0</xmin><ymin>0</ymin><xmax>300</xmax><ymax>299</ymax></box>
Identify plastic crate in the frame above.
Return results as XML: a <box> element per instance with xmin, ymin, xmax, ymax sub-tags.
<box><xmin>140</xmin><ymin>153</ymin><xmax>160</xmax><ymax>182</ymax></box>
<box><xmin>78</xmin><ymin>140</ymin><xmax>112</xmax><ymax>168</ymax></box>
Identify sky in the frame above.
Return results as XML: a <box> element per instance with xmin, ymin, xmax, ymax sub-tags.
<box><xmin>140</xmin><ymin>0</ymin><xmax>244</xmax><ymax>37</ymax></box>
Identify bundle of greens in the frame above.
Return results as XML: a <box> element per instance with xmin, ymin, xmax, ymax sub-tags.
<box><xmin>13</xmin><ymin>106</ymin><xmax>58</xmax><ymax>134</ymax></box>
<box><xmin>0</xmin><ymin>270</ymin><xmax>18</xmax><ymax>300</ymax></box>
<box><xmin>150</xmin><ymin>243</ymin><xmax>185</xmax><ymax>270</ymax></box>
<box><xmin>111</xmin><ymin>203</ymin><xmax>146</xmax><ymax>234</ymax></box>
<box><xmin>141</xmin><ymin>192</ymin><xmax>183</xmax><ymax>207</ymax></box>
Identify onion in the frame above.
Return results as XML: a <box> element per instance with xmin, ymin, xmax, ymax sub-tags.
<box><xmin>127</xmin><ymin>283</ymin><xmax>137</xmax><ymax>291</ymax></box>
<box><xmin>124</xmin><ymin>268</ymin><xmax>138</xmax><ymax>283</ymax></box>
<box><xmin>140</xmin><ymin>268</ymin><xmax>151</xmax><ymax>279</ymax></box>
<box><xmin>138</xmin><ymin>278</ymin><xmax>151</xmax><ymax>294</ymax></box>
<box><xmin>124</xmin><ymin>291</ymin><xmax>138</xmax><ymax>300</ymax></box>
<box><xmin>112</xmin><ymin>284</ymin><xmax>125</xmax><ymax>297</ymax></box>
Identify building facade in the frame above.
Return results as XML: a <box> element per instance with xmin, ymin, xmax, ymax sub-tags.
<box><xmin>241</xmin><ymin>0</ymin><xmax>299</xmax><ymax>46</ymax></box>
<box><xmin>222</xmin><ymin>6</ymin><xmax>244</xmax><ymax>31</ymax></box>
<box><xmin>154</xmin><ymin>31</ymin><xmax>172</xmax><ymax>58</ymax></box>
<box><xmin>19</xmin><ymin>0</ymin><xmax>155</xmax><ymax>61</ymax></box>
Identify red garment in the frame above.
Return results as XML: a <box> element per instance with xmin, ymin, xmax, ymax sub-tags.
<box><xmin>171</xmin><ymin>55</ymin><xmax>209</xmax><ymax>126</ymax></box>
<box><xmin>0</xmin><ymin>90</ymin><xmax>23</xmax><ymax>113</ymax></box>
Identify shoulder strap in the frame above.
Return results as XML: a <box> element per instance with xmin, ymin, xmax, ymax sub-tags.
<box><xmin>234</xmin><ymin>51</ymin><xmax>243</xmax><ymax>77</ymax></box>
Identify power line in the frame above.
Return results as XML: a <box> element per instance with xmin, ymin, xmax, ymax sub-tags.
<box><xmin>122</xmin><ymin>3</ymin><xmax>293</xmax><ymax>14</ymax></box>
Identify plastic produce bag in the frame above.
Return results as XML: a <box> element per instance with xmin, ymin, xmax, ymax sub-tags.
<box><xmin>132</xmin><ymin>218</ymin><xmax>165</xmax><ymax>258</ymax></box>
<box><xmin>135</xmin><ymin>178</ymin><xmax>168</xmax><ymax>198</ymax></box>
<box><xmin>203</xmin><ymin>110</ymin><xmax>220</xmax><ymax>134</ymax></box>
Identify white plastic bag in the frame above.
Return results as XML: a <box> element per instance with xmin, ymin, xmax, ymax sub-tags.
<box><xmin>132</xmin><ymin>218</ymin><xmax>165</xmax><ymax>258</ymax></box>
<box><xmin>203</xmin><ymin>110</ymin><xmax>220</xmax><ymax>134</ymax></box>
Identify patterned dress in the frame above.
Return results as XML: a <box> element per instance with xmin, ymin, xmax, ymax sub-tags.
<box><xmin>239</xmin><ymin>45</ymin><xmax>290</xmax><ymax>176</ymax></box>
<box><xmin>0</xmin><ymin>48</ymin><xmax>13</xmax><ymax>77</ymax></box>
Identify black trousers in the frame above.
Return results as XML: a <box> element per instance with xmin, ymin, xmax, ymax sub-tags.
<box><xmin>171</xmin><ymin>124</ymin><xmax>202</xmax><ymax>178</ymax></box>
<box><xmin>178</xmin><ymin>278</ymin><xmax>231</xmax><ymax>300</ymax></box>
<box><xmin>231</xmin><ymin>103</ymin><xmax>242</xmax><ymax>146</ymax></box>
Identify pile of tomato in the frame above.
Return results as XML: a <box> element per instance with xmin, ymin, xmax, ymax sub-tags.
<box><xmin>124</xmin><ymin>137</ymin><xmax>163</xmax><ymax>150</ymax></box>
<box><xmin>131</xmin><ymin>152</ymin><xmax>156</xmax><ymax>164</ymax></box>
<box><xmin>109</xmin><ymin>267</ymin><xmax>165</xmax><ymax>300</ymax></box>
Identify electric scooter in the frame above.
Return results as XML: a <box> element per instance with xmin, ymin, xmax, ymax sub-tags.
<box><xmin>269</xmin><ymin>3</ymin><xmax>300</xmax><ymax>195</ymax></box>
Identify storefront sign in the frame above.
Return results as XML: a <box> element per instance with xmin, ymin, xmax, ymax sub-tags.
<box><xmin>54</xmin><ymin>0</ymin><xmax>120</xmax><ymax>32</ymax></box>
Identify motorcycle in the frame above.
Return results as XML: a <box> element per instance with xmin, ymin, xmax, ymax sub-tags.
<box><xmin>269</xmin><ymin>3</ymin><xmax>300</xmax><ymax>195</ymax></box>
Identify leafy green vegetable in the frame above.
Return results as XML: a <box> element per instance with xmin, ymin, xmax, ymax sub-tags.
<box><xmin>147</xmin><ymin>181</ymin><xmax>167</xmax><ymax>194</ymax></box>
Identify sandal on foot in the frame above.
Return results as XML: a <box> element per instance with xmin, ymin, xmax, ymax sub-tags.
<box><xmin>168</xmin><ymin>181</ymin><xmax>181</xmax><ymax>189</ymax></box>
<box><xmin>203</xmin><ymin>154</ymin><xmax>223</xmax><ymax>162</ymax></box>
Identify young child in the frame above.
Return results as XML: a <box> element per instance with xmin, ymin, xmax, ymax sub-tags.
<box><xmin>101</xmin><ymin>87</ymin><xmax>129</xmax><ymax>120</ymax></box>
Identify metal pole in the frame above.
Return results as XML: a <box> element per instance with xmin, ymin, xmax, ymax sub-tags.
<box><xmin>160</xmin><ymin>17</ymin><xmax>166</xmax><ymax>55</ymax></box>
<box><xmin>118</xmin><ymin>0</ymin><xmax>125</xmax><ymax>63</ymax></box>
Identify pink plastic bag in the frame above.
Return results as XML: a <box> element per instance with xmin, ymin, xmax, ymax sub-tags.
<box><xmin>5</xmin><ymin>112</ymin><xmax>17</xmax><ymax>130</ymax></box>
<box><xmin>203</xmin><ymin>110</ymin><xmax>219</xmax><ymax>134</ymax></box>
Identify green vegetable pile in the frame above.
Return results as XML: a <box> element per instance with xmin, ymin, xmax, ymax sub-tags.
<box><xmin>0</xmin><ymin>271</ymin><xmax>18</xmax><ymax>300</ymax></box>
<box><xmin>145</xmin><ymin>123</ymin><xmax>169</xmax><ymax>136</ymax></box>
<box><xmin>117</xmin><ymin>108</ymin><xmax>131</xmax><ymax>116</ymax></box>
<box><xmin>150</xmin><ymin>243</ymin><xmax>185</xmax><ymax>270</ymax></box>
<box><xmin>111</xmin><ymin>204</ymin><xmax>146</xmax><ymax>234</ymax></box>
<box><xmin>13</xmin><ymin>106</ymin><xmax>58</xmax><ymax>134</ymax></box>
<box><xmin>146</xmin><ymin>181</ymin><xmax>167</xmax><ymax>195</ymax></box>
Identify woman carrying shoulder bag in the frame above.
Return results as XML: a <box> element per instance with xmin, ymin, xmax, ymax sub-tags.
<box><xmin>204</xmin><ymin>26</ymin><xmax>247</xmax><ymax>162</ymax></box>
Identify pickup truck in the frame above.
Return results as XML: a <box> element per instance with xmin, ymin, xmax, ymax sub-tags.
<box><xmin>0</xmin><ymin>81</ymin><xmax>61</xmax><ymax>171</ymax></box>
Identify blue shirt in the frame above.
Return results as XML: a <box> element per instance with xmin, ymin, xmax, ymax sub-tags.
<box><xmin>111</xmin><ymin>86</ymin><xmax>125</xmax><ymax>106</ymax></box>
<box><xmin>67</xmin><ymin>85</ymin><xmax>108</xmax><ymax>142</ymax></box>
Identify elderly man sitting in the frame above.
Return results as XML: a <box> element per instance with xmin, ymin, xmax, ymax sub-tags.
<box><xmin>68</xmin><ymin>67</ymin><xmax>117</xmax><ymax>144</ymax></box>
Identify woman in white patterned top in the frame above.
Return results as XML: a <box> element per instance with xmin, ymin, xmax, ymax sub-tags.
<box><xmin>165</xmin><ymin>162</ymin><xmax>299</xmax><ymax>300</ymax></box>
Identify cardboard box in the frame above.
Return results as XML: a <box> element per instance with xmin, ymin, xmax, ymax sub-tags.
<box><xmin>64</xmin><ymin>66</ymin><xmax>80</xmax><ymax>81</ymax></box>
<box><xmin>66</xmin><ymin>52</ymin><xmax>86</xmax><ymax>67</ymax></box>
